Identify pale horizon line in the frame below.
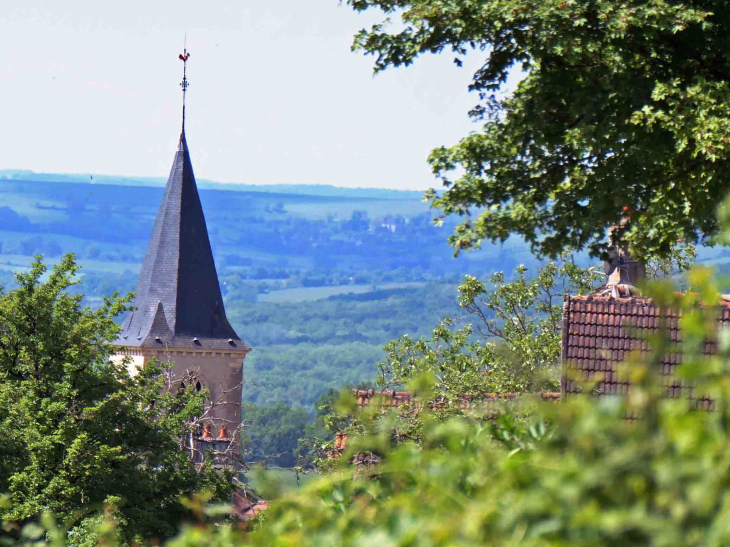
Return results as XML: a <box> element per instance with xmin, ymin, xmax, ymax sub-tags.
<box><xmin>0</xmin><ymin>168</ymin><xmax>430</xmax><ymax>194</ymax></box>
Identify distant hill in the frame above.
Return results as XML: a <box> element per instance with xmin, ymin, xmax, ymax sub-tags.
<box><xmin>3</xmin><ymin>171</ymin><xmax>727</xmax><ymax>409</ymax></box>
<box><xmin>0</xmin><ymin>171</ymin><xmax>652</xmax><ymax>410</ymax></box>
<box><xmin>0</xmin><ymin>170</ymin><xmax>425</xmax><ymax>200</ymax></box>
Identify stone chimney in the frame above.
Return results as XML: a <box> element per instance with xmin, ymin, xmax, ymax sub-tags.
<box><xmin>603</xmin><ymin>218</ymin><xmax>645</xmax><ymax>297</ymax></box>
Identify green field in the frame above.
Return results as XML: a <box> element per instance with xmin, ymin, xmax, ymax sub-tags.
<box><xmin>246</xmin><ymin>467</ymin><xmax>315</xmax><ymax>495</ymax></box>
<box><xmin>257</xmin><ymin>282</ymin><xmax>427</xmax><ymax>303</ymax></box>
<box><xmin>284</xmin><ymin>198</ymin><xmax>428</xmax><ymax>220</ymax></box>
<box><xmin>0</xmin><ymin>254</ymin><xmax>139</xmax><ymax>275</ymax></box>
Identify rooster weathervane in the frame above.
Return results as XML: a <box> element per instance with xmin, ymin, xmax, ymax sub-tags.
<box><xmin>179</xmin><ymin>38</ymin><xmax>190</xmax><ymax>132</ymax></box>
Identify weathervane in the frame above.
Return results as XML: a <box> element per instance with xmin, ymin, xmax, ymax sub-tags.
<box><xmin>179</xmin><ymin>37</ymin><xmax>190</xmax><ymax>132</ymax></box>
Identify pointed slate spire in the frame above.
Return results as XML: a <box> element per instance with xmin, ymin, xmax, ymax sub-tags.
<box><xmin>117</xmin><ymin>46</ymin><xmax>241</xmax><ymax>350</ymax></box>
<box><xmin>118</xmin><ymin>131</ymin><xmax>241</xmax><ymax>349</ymax></box>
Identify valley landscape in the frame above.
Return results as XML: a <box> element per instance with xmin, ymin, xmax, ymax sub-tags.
<box><xmin>6</xmin><ymin>0</ymin><xmax>730</xmax><ymax>543</ymax></box>
<box><xmin>0</xmin><ymin>172</ymin><xmax>537</xmax><ymax>411</ymax></box>
<box><xmin>4</xmin><ymin>172</ymin><xmax>730</xmax><ymax>416</ymax></box>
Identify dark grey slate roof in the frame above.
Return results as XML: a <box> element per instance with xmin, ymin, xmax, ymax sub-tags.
<box><xmin>116</xmin><ymin>131</ymin><xmax>243</xmax><ymax>351</ymax></box>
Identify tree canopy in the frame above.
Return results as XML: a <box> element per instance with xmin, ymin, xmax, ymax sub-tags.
<box><xmin>26</xmin><ymin>264</ymin><xmax>729</xmax><ymax>547</ymax></box>
<box><xmin>242</xmin><ymin>403</ymin><xmax>310</xmax><ymax>468</ymax></box>
<box><xmin>348</xmin><ymin>0</ymin><xmax>730</xmax><ymax>259</ymax></box>
<box><xmin>0</xmin><ymin>256</ymin><xmax>232</xmax><ymax>545</ymax></box>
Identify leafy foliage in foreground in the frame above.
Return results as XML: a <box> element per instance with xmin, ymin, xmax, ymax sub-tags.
<box><xmin>239</xmin><ymin>270</ymin><xmax>730</xmax><ymax>545</ymax></box>
<box><xmin>2</xmin><ymin>270</ymin><xmax>729</xmax><ymax>545</ymax></box>
<box><xmin>0</xmin><ymin>256</ymin><xmax>232</xmax><ymax>545</ymax></box>
<box><xmin>349</xmin><ymin>0</ymin><xmax>730</xmax><ymax>259</ymax></box>
<box><xmin>249</xmin><ymin>382</ymin><xmax>730</xmax><ymax>546</ymax></box>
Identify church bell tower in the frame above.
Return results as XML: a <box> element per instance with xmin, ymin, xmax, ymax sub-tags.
<box><xmin>114</xmin><ymin>47</ymin><xmax>248</xmax><ymax>462</ymax></box>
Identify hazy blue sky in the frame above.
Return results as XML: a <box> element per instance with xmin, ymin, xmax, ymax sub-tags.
<box><xmin>0</xmin><ymin>0</ymin><xmax>504</xmax><ymax>190</ymax></box>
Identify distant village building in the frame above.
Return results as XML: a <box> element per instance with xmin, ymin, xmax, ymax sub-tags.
<box><xmin>113</xmin><ymin>48</ymin><xmax>249</xmax><ymax>464</ymax></box>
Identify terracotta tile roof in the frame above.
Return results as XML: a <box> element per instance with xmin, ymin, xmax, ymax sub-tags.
<box><xmin>561</xmin><ymin>292</ymin><xmax>726</xmax><ymax>409</ymax></box>
<box><xmin>330</xmin><ymin>391</ymin><xmax>560</xmax><ymax>460</ymax></box>
<box><xmin>351</xmin><ymin>389</ymin><xmax>561</xmax><ymax>411</ymax></box>
<box><xmin>353</xmin><ymin>389</ymin><xmax>414</xmax><ymax>409</ymax></box>
<box><xmin>232</xmin><ymin>489</ymin><xmax>269</xmax><ymax>521</ymax></box>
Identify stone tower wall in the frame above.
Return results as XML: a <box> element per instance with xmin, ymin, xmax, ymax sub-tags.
<box><xmin>113</xmin><ymin>347</ymin><xmax>246</xmax><ymax>432</ymax></box>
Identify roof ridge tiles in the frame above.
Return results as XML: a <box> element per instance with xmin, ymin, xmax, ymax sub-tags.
<box><xmin>350</xmin><ymin>389</ymin><xmax>562</xmax><ymax>405</ymax></box>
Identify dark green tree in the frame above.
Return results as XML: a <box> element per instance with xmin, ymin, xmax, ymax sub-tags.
<box><xmin>348</xmin><ymin>0</ymin><xmax>730</xmax><ymax>259</ymax></box>
<box><xmin>242</xmin><ymin>403</ymin><xmax>310</xmax><ymax>468</ymax></box>
<box><xmin>0</xmin><ymin>256</ymin><xmax>232</xmax><ymax>545</ymax></box>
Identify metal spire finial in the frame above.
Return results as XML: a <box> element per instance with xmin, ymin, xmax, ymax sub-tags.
<box><xmin>178</xmin><ymin>37</ymin><xmax>190</xmax><ymax>133</ymax></box>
